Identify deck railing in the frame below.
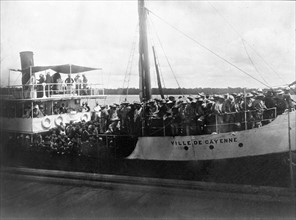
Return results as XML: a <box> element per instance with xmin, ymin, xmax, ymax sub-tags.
<box><xmin>1</xmin><ymin>82</ymin><xmax>105</xmax><ymax>99</ymax></box>
<box><xmin>144</xmin><ymin>107</ymin><xmax>278</xmax><ymax>136</ymax></box>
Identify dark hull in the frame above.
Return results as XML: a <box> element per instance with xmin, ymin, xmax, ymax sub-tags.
<box><xmin>2</xmin><ymin>140</ymin><xmax>295</xmax><ymax>188</ymax></box>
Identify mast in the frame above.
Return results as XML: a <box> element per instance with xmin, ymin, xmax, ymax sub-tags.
<box><xmin>152</xmin><ymin>46</ymin><xmax>164</xmax><ymax>99</ymax></box>
<box><xmin>138</xmin><ymin>0</ymin><xmax>151</xmax><ymax>102</ymax></box>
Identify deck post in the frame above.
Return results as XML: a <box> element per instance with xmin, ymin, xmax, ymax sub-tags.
<box><xmin>287</xmin><ymin>109</ymin><xmax>295</xmax><ymax>189</ymax></box>
<box><xmin>244</xmin><ymin>88</ymin><xmax>247</xmax><ymax>130</ymax></box>
<box><xmin>42</xmin><ymin>83</ymin><xmax>46</xmax><ymax>98</ymax></box>
<box><xmin>31</xmin><ymin>102</ymin><xmax>33</xmax><ymax>118</ymax></box>
<box><xmin>215</xmin><ymin>114</ymin><xmax>218</xmax><ymax>133</ymax></box>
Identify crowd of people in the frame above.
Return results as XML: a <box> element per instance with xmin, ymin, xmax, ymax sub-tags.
<box><xmin>91</xmin><ymin>87</ymin><xmax>294</xmax><ymax>136</ymax></box>
<box><xmin>11</xmin><ymin>120</ymin><xmax>101</xmax><ymax>157</ymax></box>
<box><xmin>36</xmin><ymin>87</ymin><xmax>296</xmax><ymax>138</ymax></box>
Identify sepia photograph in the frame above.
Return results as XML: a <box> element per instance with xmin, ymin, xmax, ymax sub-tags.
<box><xmin>1</xmin><ymin>0</ymin><xmax>295</xmax><ymax>219</ymax></box>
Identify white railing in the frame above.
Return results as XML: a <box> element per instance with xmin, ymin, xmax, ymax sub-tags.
<box><xmin>143</xmin><ymin>107</ymin><xmax>278</xmax><ymax>136</ymax></box>
<box><xmin>2</xmin><ymin>82</ymin><xmax>105</xmax><ymax>99</ymax></box>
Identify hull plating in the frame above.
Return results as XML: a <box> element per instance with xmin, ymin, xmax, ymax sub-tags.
<box><xmin>128</xmin><ymin>110</ymin><xmax>296</xmax><ymax>160</ymax></box>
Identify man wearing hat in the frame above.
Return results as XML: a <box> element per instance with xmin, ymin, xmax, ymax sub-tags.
<box><xmin>170</xmin><ymin>105</ymin><xmax>182</xmax><ymax>136</ymax></box>
<box><xmin>168</xmin><ymin>96</ymin><xmax>176</xmax><ymax>102</ymax></box>
<box><xmin>118</xmin><ymin>101</ymin><xmax>131</xmax><ymax>132</ymax></box>
<box><xmin>74</xmin><ymin>74</ymin><xmax>82</xmax><ymax>95</ymax></box>
<box><xmin>31</xmin><ymin>104</ymin><xmax>44</xmax><ymax>118</ymax></box>
<box><xmin>283</xmin><ymin>87</ymin><xmax>296</xmax><ymax>110</ymax></box>
<box><xmin>240</xmin><ymin>93</ymin><xmax>255</xmax><ymax>129</ymax></box>
<box><xmin>133</xmin><ymin>101</ymin><xmax>143</xmax><ymax>135</ymax></box>
<box><xmin>241</xmin><ymin>93</ymin><xmax>254</xmax><ymax>110</ymax></box>
<box><xmin>262</xmin><ymin>90</ymin><xmax>276</xmax><ymax>123</ymax></box>
<box><xmin>252</xmin><ymin>93</ymin><xmax>267</xmax><ymax>127</ymax></box>
<box><xmin>39</xmin><ymin>104</ymin><xmax>46</xmax><ymax>116</ymax></box>
<box><xmin>211</xmin><ymin>95</ymin><xmax>226</xmax><ymax>133</ymax></box>
<box><xmin>65</xmin><ymin>74</ymin><xmax>74</xmax><ymax>94</ymax></box>
<box><xmin>183</xmin><ymin>98</ymin><xmax>195</xmax><ymax>135</ymax></box>
<box><xmin>146</xmin><ymin>99</ymin><xmax>158</xmax><ymax>117</ymax></box>
<box><xmin>93</xmin><ymin>102</ymin><xmax>101</xmax><ymax>121</ymax></box>
<box><xmin>156</xmin><ymin>99</ymin><xmax>168</xmax><ymax>118</ymax></box>
<box><xmin>45</xmin><ymin>72</ymin><xmax>53</xmax><ymax>96</ymax></box>
<box><xmin>107</xmin><ymin>104</ymin><xmax>120</xmax><ymax>133</ymax></box>
<box><xmin>100</xmin><ymin>105</ymin><xmax>109</xmax><ymax>133</ymax></box>
<box><xmin>37</xmin><ymin>74</ymin><xmax>45</xmax><ymax>98</ymax></box>
<box><xmin>275</xmin><ymin>90</ymin><xmax>288</xmax><ymax>115</ymax></box>
<box><xmin>195</xmin><ymin>97</ymin><xmax>205</xmax><ymax>134</ymax></box>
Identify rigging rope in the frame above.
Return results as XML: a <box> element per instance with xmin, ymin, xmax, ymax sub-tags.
<box><xmin>147</xmin><ymin>15</ymin><xmax>167</xmax><ymax>91</ymax></box>
<box><xmin>147</xmin><ymin>16</ymin><xmax>167</xmax><ymax>91</ymax></box>
<box><xmin>207</xmin><ymin>2</ymin><xmax>287</xmax><ymax>85</ymax></box>
<box><xmin>241</xmin><ymin>39</ymin><xmax>270</xmax><ymax>86</ymax></box>
<box><xmin>146</xmin><ymin>8</ymin><xmax>272</xmax><ymax>88</ymax></box>
<box><xmin>120</xmin><ymin>24</ymin><xmax>138</xmax><ymax>102</ymax></box>
<box><xmin>146</xmin><ymin>18</ymin><xmax>159</xmax><ymax>90</ymax></box>
<box><xmin>147</xmin><ymin>12</ymin><xmax>184</xmax><ymax>95</ymax></box>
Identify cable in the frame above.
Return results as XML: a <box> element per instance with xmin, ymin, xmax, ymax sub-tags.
<box><xmin>119</xmin><ymin>24</ymin><xmax>138</xmax><ymax>102</ymax></box>
<box><xmin>242</xmin><ymin>39</ymin><xmax>270</xmax><ymax>86</ymax></box>
<box><xmin>147</xmin><ymin>12</ymin><xmax>184</xmax><ymax>95</ymax></box>
<box><xmin>207</xmin><ymin>2</ymin><xmax>287</xmax><ymax>85</ymax></box>
<box><xmin>147</xmin><ymin>15</ymin><xmax>167</xmax><ymax>90</ymax></box>
<box><xmin>147</xmin><ymin>8</ymin><xmax>271</xmax><ymax>88</ymax></box>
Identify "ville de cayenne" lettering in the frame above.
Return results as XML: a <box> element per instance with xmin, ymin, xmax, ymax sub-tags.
<box><xmin>171</xmin><ymin>138</ymin><xmax>237</xmax><ymax>146</ymax></box>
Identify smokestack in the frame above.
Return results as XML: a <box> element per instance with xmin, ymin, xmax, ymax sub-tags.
<box><xmin>20</xmin><ymin>51</ymin><xmax>34</xmax><ymax>85</ymax></box>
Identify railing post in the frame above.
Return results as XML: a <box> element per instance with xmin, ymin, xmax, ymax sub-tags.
<box><xmin>42</xmin><ymin>83</ymin><xmax>46</xmax><ymax>98</ymax></box>
<box><xmin>22</xmin><ymin>85</ymin><xmax>24</xmax><ymax>99</ymax></box>
<box><xmin>244</xmin><ymin>110</ymin><xmax>248</xmax><ymax>130</ymax></box>
<box><xmin>47</xmin><ymin>83</ymin><xmax>50</xmax><ymax>97</ymax></box>
<box><xmin>141</xmin><ymin>119</ymin><xmax>145</xmax><ymax>136</ymax></box>
<box><xmin>163</xmin><ymin>119</ymin><xmax>165</xmax><ymax>136</ymax></box>
<box><xmin>215</xmin><ymin>114</ymin><xmax>218</xmax><ymax>133</ymax></box>
<box><xmin>287</xmin><ymin>108</ymin><xmax>295</xmax><ymax>189</ymax></box>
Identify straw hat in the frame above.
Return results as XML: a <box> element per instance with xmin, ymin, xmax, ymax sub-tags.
<box><xmin>245</xmin><ymin>93</ymin><xmax>253</xmax><ymax>98</ymax></box>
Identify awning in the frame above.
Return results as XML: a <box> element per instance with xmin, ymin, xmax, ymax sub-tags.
<box><xmin>21</xmin><ymin>64</ymin><xmax>101</xmax><ymax>75</ymax></box>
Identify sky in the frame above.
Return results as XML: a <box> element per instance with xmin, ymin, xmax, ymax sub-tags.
<box><xmin>1</xmin><ymin>0</ymin><xmax>295</xmax><ymax>89</ymax></box>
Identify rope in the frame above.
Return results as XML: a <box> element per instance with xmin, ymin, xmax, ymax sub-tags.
<box><xmin>146</xmin><ymin>20</ymin><xmax>159</xmax><ymax>90</ymax></box>
<box><xmin>242</xmin><ymin>40</ymin><xmax>270</xmax><ymax>86</ymax></box>
<box><xmin>146</xmin><ymin>8</ymin><xmax>272</xmax><ymax>89</ymax></box>
<box><xmin>120</xmin><ymin>24</ymin><xmax>138</xmax><ymax>102</ymax></box>
<box><xmin>147</xmin><ymin>19</ymin><xmax>167</xmax><ymax>92</ymax></box>
<box><xmin>147</xmin><ymin>11</ymin><xmax>184</xmax><ymax>95</ymax></box>
<box><xmin>207</xmin><ymin>2</ymin><xmax>287</xmax><ymax>85</ymax></box>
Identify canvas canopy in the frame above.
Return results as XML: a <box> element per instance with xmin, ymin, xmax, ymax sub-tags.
<box><xmin>21</xmin><ymin>64</ymin><xmax>101</xmax><ymax>75</ymax></box>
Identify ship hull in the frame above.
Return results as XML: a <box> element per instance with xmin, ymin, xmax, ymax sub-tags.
<box><xmin>1</xmin><ymin>110</ymin><xmax>295</xmax><ymax>187</ymax></box>
<box><xmin>2</xmin><ymin>147</ymin><xmax>295</xmax><ymax>187</ymax></box>
<box><xmin>128</xmin><ymin>110</ymin><xmax>296</xmax><ymax>161</ymax></box>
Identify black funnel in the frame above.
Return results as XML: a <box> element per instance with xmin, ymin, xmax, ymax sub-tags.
<box><xmin>20</xmin><ymin>51</ymin><xmax>34</xmax><ymax>85</ymax></box>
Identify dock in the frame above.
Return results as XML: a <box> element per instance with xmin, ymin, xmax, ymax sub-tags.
<box><xmin>1</xmin><ymin>167</ymin><xmax>295</xmax><ymax>219</ymax></box>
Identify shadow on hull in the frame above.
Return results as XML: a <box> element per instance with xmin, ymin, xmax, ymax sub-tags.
<box><xmin>2</xmin><ymin>140</ymin><xmax>295</xmax><ymax>188</ymax></box>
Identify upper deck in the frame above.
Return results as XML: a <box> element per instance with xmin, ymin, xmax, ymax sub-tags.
<box><xmin>0</xmin><ymin>82</ymin><xmax>106</xmax><ymax>101</ymax></box>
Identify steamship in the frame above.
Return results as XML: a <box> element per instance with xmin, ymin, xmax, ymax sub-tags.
<box><xmin>1</xmin><ymin>0</ymin><xmax>295</xmax><ymax>187</ymax></box>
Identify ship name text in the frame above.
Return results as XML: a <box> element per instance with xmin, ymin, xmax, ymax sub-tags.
<box><xmin>171</xmin><ymin>138</ymin><xmax>237</xmax><ymax>146</ymax></box>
